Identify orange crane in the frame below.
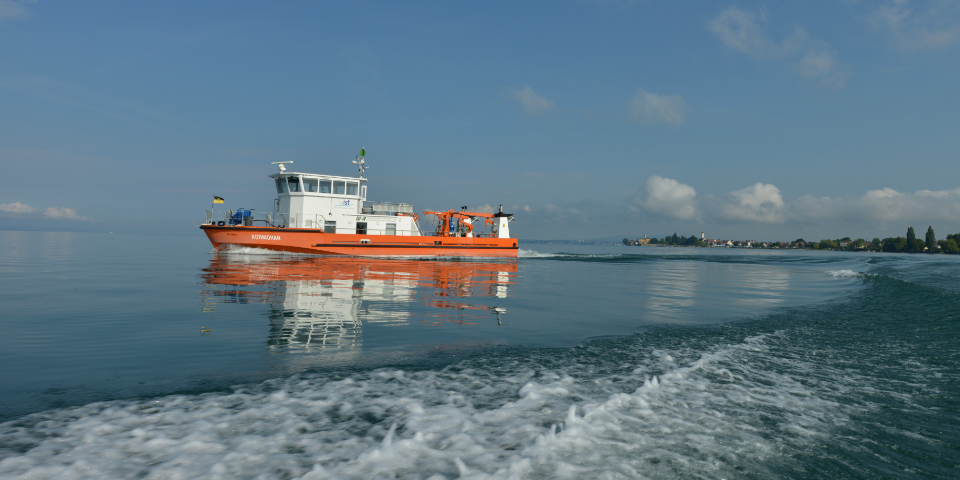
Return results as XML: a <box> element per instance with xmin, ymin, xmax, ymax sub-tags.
<box><xmin>422</xmin><ymin>208</ymin><xmax>497</xmax><ymax>237</ymax></box>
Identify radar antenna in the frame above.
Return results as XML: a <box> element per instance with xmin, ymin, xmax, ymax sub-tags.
<box><xmin>351</xmin><ymin>148</ymin><xmax>368</xmax><ymax>178</ymax></box>
<box><xmin>271</xmin><ymin>161</ymin><xmax>293</xmax><ymax>172</ymax></box>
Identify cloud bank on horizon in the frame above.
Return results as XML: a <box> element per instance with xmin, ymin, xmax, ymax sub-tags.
<box><xmin>527</xmin><ymin>175</ymin><xmax>960</xmax><ymax>240</ymax></box>
<box><xmin>0</xmin><ymin>202</ymin><xmax>92</xmax><ymax>221</ymax></box>
<box><xmin>618</xmin><ymin>175</ymin><xmax>960</xmax><ymax>235</ymax></box>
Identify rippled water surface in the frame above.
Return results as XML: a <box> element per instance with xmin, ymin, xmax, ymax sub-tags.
<box><xmin>1</xmin><ymin>231</ymin><xmax>958</xmax><ymax>479</ymax></box>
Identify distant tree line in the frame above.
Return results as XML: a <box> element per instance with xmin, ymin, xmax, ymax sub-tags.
<box><xmin>623</xmin><ymin>232</ymin><xmax>705</xmax><ymax>247</ymax></box>
<box><xmin>623</xmin><ymin>226</ymin><xmax>960</xmax><ymax>253</ymax></box>
<box><xmin>655</xmin><ymin>233</ymin><xmax>705</xmax><ymax>247</ymax></box>
<box><xmin>812</xmin><ymin>226</ymin><xmax>959</xmax><ymax>253</ymax></box>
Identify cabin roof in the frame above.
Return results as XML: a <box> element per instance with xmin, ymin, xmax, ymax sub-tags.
<box><xmin>268</xmin><ymin>172</ymin><xmax>367</xmax><ymax>182</ymax></box>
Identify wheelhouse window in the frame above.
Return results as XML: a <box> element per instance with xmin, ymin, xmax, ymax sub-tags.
<box><xmin>318</xmin><ymin>180</ymin><xmax>332</xmax><ymax>193</ymax></box>
<box><xmin>287</xmin><ymin>176</ymin><xmax>301</xmax><ymax>192</ymax></box>
<box><xmin>333</xmin><ymin>181</ymin><xmax>345</xmax><ymax>195</ymax></box>
<box><xmin>303</xmin><ymin>177</ymin><xmax>319</xmax><ymax>193</ymax></box>
<box><xmin>356</xmin><ymin>222</ymin><xmax>367</xmax><ymax>235</ymax></box>
<box><xmin>346</xmin><ymin>182</ymin><xmax>359</xmax><ymax>196</ymax></box>
<box><xmin>386</xmin><ymin>223</ymin><xmax>396</xmax><ymax>235</ymax></box>
<box><xmin>275</xmin><ymin>178</ymin><xmax>287</xmax><ymax>194</ymax></box>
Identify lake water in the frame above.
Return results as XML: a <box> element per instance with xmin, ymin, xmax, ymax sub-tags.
<box><xmin>1</xmin><ymin>230</ymin><xmax>958</xmax><ymax>479</ymax></box>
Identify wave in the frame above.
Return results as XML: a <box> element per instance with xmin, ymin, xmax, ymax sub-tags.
<box><xmin>5</xmin><ymin>300</ymin><xmax>955</xmax><ymax>480</ymax></box>
<box><xmin>518</xmin><ymin>249</ymin><xmax>865</xmax><ymax>267</ymax></box>
<box><xmin>0</xmin><ymin>333</ymin><xmax>837</xmax><ymax>479</ymax></box>
<box><xmin>517</xmin><ymin>249</ymin><xmax>628</xmax><ymax>259</ymax></box>
<box><xmin>215</xmin><ymin>245</ymin><xmax>315</xmax><ymax>256</ymax></box>
<box><xmin>828</xmin><ymin>269</ymin><xmax>860</xmax><ymax>278</ymax></box>
<box><xmin>5</xmin><ymin>243</ymin><xmax>958</xmax><ymax>478</ymax></box>
<box><xmin>517</xmin><ymin>248</ymin><xmax>560</xmax><ymax>258</ymax></box>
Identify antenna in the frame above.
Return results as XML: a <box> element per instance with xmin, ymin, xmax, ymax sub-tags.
<box><xmin>351</xmin><ymin>147</ymin><xmax>368</xmax><ymax>178</ymax></box>
<box><xmin>271</xmin><ymin>161</ymin><xmax>293</xmax><ymax>172</ymax></box>
<box><xmin>489</xmin><ymin>306</ymin><xmax>507</xmax><ymax>326</ymax></box>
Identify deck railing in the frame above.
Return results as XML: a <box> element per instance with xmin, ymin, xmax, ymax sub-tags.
<box><xmin>204</xmin><ymin>210</ymin><xmax>514</xmax><ymax>238</ymax></box>
<box><xmin>204</xmin><ymin>210</ymin><xmax>424</xmax><ymax>236</ymax></box>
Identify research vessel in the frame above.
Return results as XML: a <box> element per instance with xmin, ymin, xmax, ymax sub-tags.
<box><xmin>201</xmin><ymin>153</ymin><xmax>518</xmax><ymax>257</ymax></box>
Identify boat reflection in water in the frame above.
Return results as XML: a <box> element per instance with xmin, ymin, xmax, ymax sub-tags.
<box><xmin>199</xmin><ymin>252</ymin><xmax>517</xmax><ymax>351</ymax></box>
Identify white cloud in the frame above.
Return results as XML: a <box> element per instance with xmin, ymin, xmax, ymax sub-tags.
<box><xmin>635</xmin><ymin>175</ymin><xmax>699</xmax><ymax>220</ymax></box>
<box><xmin>713</xmin><ymin>183</ymin><xmax>786</xmax><ymax>223</ymax></box>
<box><xmin>797</xmin><ymin>48</ymin><xmax>851</xmax><ymax>89</ymax></box>
<box><xmin>44</xmin><ymin>207</ymin><xmax>92</xmax><ymax>221</ymax></box>
<box><xmin>625</xmin><ymin>180</ymin><xmax>960</xmax><ymax>233</ymax></box>
<box><xmin>1</xmin><ymin>201</ymin><xmax>93</xmax><ymax>220</ymax></box>
<box><xmin>510</xmin><ymin>86</ymin><xmax>556</xmax><ymax>116</ymax></box>
<box><xmin>474</xmin><ymin>204</ymin><xmax>497</xmax><ymax>214</ymax></box>
<box><xmin>787</xmin><ymin>187</ymin><xmax>960</xmax><ymax>225</ymax></box>
<box><xmin>0</xmin><ymin>0</ymin><xmax>28</xmax><ymax>21</ymax></box>
<box><xmin>916</xmin><ymin>187</ymin><xmax>960</xmax><ymax>199</ymax></box>
<box><xmin>707</xmin><ymin>7</ymin><xmax>850</xmax><ymax>88</ymax></box>
<box><xmin>0</xmin><ymin>201</ymin><xmax>36</xmax><ymax>213</ymax></box>
<box><xmin>868</xmin><ymin>0</ymin><xmax>960</xmax><ymax>50</ymax></box>
<box><xmin>798</xmin><ymin>50</ymin><xmax>835</xmax><ymax>78</ymax></box>
<box><xmin>629</xmin><ymin>90</ymin><xmax>688</xmax><ymax>126</ymax></box>
<box><xmin>707</xmin><ymin>7</ymin><xmax>797</xmax><ymax>59</ymax></box>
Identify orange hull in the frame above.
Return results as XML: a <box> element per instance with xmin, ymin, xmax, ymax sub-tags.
<box><xmin>200</xmin><ymin>225</ymin><xmax>519</xmax><ymax>257</ymax></box>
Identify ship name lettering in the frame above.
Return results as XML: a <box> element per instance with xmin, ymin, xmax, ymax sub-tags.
<box><xmin>251</xmin><ymin>234</ymin><xmax>281</xmax><ymax>241</ymax></box>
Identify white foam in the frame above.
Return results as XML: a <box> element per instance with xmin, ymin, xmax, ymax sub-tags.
<box><xmin>215</xmin><ymin>245</ymin><xmax>314</xmax><ymax>256</ymax></box>
<box><xmin>518</xmin><ymin>248</ymin><xmax>559</xmax><ymax>258</ymax></box>
<box><xmin>828</xmin><ymin>269</ymin><xmax>860</xmax><ymax>278</ymax></box>
<box><xmin>517</xmin><ymin>249</ymin><xmax>624</xmax><ymax>259</ymax></box>
<box><xmin>0</xmin><ymin>334</ymin><xmax>868</xmax><ymax>479</ymax></box>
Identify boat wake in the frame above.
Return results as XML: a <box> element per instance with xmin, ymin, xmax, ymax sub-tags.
<box><xmin>827</xmin><ymin>269</ymin><xmax>860</xmax><ymax>278</ymax></box>
<box><xmin>0</xmin><ymin>332</ymin><xmax>867</xmax><ymax>479</ymax></box>
<box><xmin>215</xmin><ymin>245</ymin><xmax>315</xmax><ymax>256</ymax></box>
<box><xmin>517</xmin><ymin>248</ymin><xmax>560</xmax><ymax>258</ymax></box>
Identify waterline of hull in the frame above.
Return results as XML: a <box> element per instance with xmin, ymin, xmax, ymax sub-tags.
<box><xmin>201</xmin><ymin>225</ymin><xmax>519</xmax><ymax>257</ymax></box>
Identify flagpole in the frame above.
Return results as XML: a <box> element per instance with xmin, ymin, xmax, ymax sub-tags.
<box><xmin>211</xmin><ymin>196</ymin><xmax>225</xmax><ymax>224</ymax></box>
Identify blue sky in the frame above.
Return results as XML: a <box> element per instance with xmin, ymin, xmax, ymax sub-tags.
<box><xmin>2</xmin><ymin>0</ymin><xmax>960</xmax><ymax>241</ymax></box>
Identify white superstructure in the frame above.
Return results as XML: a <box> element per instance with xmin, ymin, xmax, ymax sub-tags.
<box><xmin>268</xmin><ymin>169</ymin><xmax>421</xmax><ymax>236</ymax></box>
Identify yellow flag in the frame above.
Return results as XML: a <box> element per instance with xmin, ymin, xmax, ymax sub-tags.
<box><xmin>213</xmin><ymin>196</ymin><xmax>224</xmax><ymax>204</ymax></box>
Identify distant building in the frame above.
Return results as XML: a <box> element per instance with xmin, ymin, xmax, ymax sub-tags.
<box><xmin>636</xmin><ymin>234</ymin><xmax>650</xmax><ymax>245</ymax></box>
